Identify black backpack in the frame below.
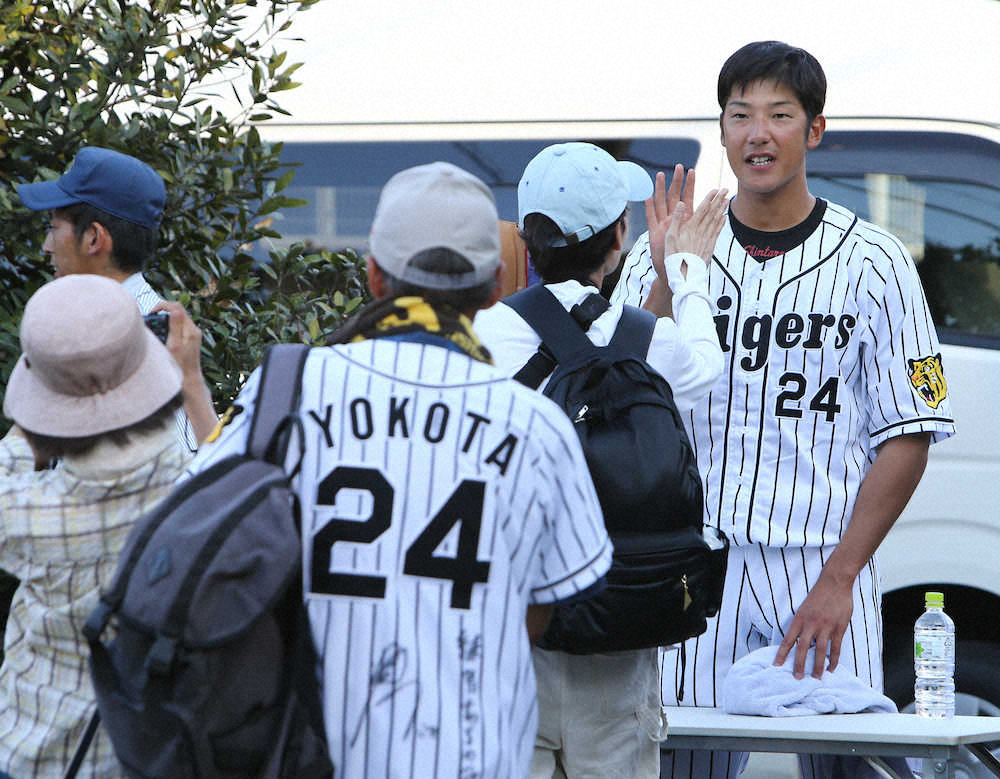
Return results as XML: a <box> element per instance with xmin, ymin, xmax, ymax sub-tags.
<box><xmin>75</xmin><ymin>344</ymin><xmax>334</xmax><ymax>779</ymax></box>
<box><xmin>505</xmin><ymin>285</ymin><xmax>727</xmax><ymax>656</ymax></box>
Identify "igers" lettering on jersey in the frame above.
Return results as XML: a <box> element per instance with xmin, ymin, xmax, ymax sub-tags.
<box><xmin>713</xmin><ymin>294</ymin><xmax>858</xmax><ymax>371</ymax></box>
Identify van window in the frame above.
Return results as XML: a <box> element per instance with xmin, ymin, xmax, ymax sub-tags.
<box><xmin>271</xmin><ymin>137</ymin><xmax>700</xmax><ymax>254</ymax></box>
<box><xmin>807</xmin><ymin>130</ymin><xmax>1000</xmax><ymax>346</ymax></box>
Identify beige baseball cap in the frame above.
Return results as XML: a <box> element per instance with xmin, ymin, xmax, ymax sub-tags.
<box><xmin>3</xmin><ymin>275</ymin><xmax>182</xmax><ymax>437</ymax></box>
<box><xmin>369</xmin><ymin>161</ymin><xmax>501</xmax><ymax>289</ymax></box>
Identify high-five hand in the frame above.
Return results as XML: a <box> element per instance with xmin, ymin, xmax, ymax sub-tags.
<box><xmin>664</xmin><ymin>187</ymin><xmax>729</xmax><ymax>278</ymax></box>
<box><xmin>646</xmin><ymin>164</ymin><xmax>695</xmax><ymax>280</ymax></box>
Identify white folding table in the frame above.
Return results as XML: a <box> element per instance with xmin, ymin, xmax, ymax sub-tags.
<box><xmin>661</xmin><ymin>706</ymin><xmax>1000</xmax><ymax>778</ymax></box>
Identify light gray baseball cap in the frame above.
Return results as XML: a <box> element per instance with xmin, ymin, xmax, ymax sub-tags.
<box><xmin>369</xmin><ymin>161</ymin><xmax>501</xmax><ymax>290</ymax></box>
<box><xmin>518</xmin><ymin>142</ymin><xmax>653</xmax><ymax>246</ymax></box>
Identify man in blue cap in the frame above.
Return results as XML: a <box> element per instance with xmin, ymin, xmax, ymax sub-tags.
<box><xmin>16</xmin><ymin>146</ymin><xmax>216</xmax><ymax>449</ymax></box>
<box><xmin>0</xmin><ymin>147</ymin><xmax>216</xmax><ymax>679</ymax></box>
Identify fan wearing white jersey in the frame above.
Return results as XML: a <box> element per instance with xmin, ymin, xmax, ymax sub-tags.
<box><xmin>611</xmin><ymin>42</ymin><xmax>956</xmax><ymax>779</ymax></box>
<box><xmin>475</xmin><ymin>142</ymin><xmax>727</xmax><ymax>779</ymax></box>
<box><xmin>185</xmin><ymin>162</ymin><xmax>612</xmax><ymax>779</ymax></box>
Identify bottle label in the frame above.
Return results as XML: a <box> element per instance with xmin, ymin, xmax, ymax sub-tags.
<box><xmin>915</xmin><ymin>633</ymin><xmax>955</xmax><ymax>660</ymax></box>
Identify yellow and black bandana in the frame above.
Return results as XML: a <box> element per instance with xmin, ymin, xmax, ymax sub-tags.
<box><xmin>204</xmin><ymin>403</ymin><xmax>244</xmax><ymax>444</ymax></box>
<box><xmin>331</xmin><ymin>296</ymin><xmax>492</xmax><ymax>365</ymax></box>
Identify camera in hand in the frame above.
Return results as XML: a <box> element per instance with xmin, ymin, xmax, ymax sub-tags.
<box><xmin>143</xmin><ymin>311</ymin><xmax>170</xmax><ymax>343</ymax></box>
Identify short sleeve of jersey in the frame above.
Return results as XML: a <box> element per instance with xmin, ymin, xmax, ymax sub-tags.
<box><xmin>181</xmin><ymin>367</ymin><xmax>262</xmax><ymax>479</ymax></box>
<box><xmin>861</xmin><ymin>230</ymin><xmax>956</xmax><ymax>447</ymax></box>
<box><xmin>522</xmin><ymin>394</ymin><xmax>612</xmax><ymax>605</ymax></box>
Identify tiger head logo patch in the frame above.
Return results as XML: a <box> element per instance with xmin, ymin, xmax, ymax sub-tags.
<box><xmin>907</xmin><ymin>353</ymin><xmax>948</xmax><ymax>409</ymax></box>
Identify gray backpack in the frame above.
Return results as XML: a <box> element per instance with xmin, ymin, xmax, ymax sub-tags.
<box><xmin>76</xmin><ymin>344</ymin><xmax>334</xmax><ymax>779</ymax></box>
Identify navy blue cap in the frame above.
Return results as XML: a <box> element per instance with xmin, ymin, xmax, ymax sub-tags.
<box><xmin>18</xmin><ymin>147</ymin><xmax>166</xmax><ymax>230</ymax></box>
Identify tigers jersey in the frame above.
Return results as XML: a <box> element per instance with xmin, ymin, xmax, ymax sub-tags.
<box><xmin>612</xmin><ymin>200</ymin><xmax>956</xmax><ymax>547</ymax></box>
<box><xmin>184</xmin><ymin>338</ymin><xmax>612</xmax><ymax>779</ymax></box>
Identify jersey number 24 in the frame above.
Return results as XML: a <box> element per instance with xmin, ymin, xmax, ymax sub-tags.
<box><xmin>309</xmin><ymin>465</ymin><xmax>491</xmax><ymax>610</ymax></box>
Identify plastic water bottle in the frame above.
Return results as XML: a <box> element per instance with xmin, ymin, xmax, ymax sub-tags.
<box><xmin>914</xmin><ymin>591</ymin><xmax>955</xmax><ymax>718</ymax></box>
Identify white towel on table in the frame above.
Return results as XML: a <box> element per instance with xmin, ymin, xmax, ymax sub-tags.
<box><xmin>721</xmin><ymin>645</ymin><xmax>897</xmax><ymax>716</ymax></box>
<box><xmin>721</xmin><ymin>646</ymin><xmax>917</xmax><ymax>778</ymax></box>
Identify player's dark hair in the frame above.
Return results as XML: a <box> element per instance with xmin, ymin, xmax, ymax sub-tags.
<box><xmin>520</xmin><ymin>211</ymin><xmax>625</xmax><ymax>285</ymax></box>
<box><xmin>57</xmin><ymin>202</ymin><xmax>158</xmax><ymax>274</ymax></box>
<box><xmin>379</xmin><ymin>248</ymin><xmax>498</xmax><ymax>312</ymax></box>
<box><xmin>22</xmin><ymin>392</ymin><xmax>182</xmax><ymax>463</ymax></box>
<box><xmin>718</xmin><ymin>41</ymin><xmax>827</xmax><ymax>125</ymax></box>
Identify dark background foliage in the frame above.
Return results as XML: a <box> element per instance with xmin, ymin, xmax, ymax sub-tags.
<box><xmin>0</xmin><ymin>0</ymin><xmax>371</xmax><ymax>438</ymax></box>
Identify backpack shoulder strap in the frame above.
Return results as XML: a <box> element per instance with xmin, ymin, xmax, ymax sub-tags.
<box><xmin>608</xmin><ymin>304</ymin><xmax>656</xmax><ymax>360</ymax></box>
<box><xmin>63</xmin><ymin>708</ymin><xmax>101</xmax><ymax>779</ymax></box>
<box><xmin>505</xmin><ymin>284</ymin><xmax>602</xmax><ymax>364</ymax></box>
<box><xmin>246</xmin><ymin>343</ymin><xmax>311</xmax><ymax>463</ymax></box>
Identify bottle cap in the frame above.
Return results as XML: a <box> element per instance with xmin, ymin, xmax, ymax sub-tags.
<box><xmin>925</xmin><ymin>591</ymin><xmax>944</xmax><ymax>607</ymax></box>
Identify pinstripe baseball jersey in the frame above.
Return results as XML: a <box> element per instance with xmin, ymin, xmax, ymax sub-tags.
<box><xmin>184</xmin><ymin>339</ymin><xmax>612</xmax><ymax>779</ymax></box>
<box><xmin>612</xmin><ymin>199</ymin><xmax>956</xmax><ymax>548</ymax></box>
<box><xmin>121</xmin><ymin>272</ymin><xmax>198</xmax><ymax>453</ymax></box>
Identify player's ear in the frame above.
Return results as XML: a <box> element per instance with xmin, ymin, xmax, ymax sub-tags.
<box><xmin>366</xmin><ymin>256</ymin><xmax>389</xmax><ymax>300</ymax></box>
<box><xmin>720</xmin><ymin>113</ymin><xmax>727</xmax><ymax>148</ymax></box>
<box><xmin>479</xmin><ymin>263</ymin><xmax>504</xmax><ymax>311</ymax></box>
<box><xmin>612</xmin><ymin>218</ymin><xmax>626</xmax><ymax>254</ymax></box>
<box><xmin>80</xmin><ymin>221</ymin><xmax>110</xmax><ymax>256</ymax></box>
<box><xmin>806</xmin><ymin>114</ymin><xmax>826</xmax><ymax>150</ymax></box>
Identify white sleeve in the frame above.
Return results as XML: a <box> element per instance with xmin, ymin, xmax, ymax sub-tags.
<box><xmin>861</xmin><ymin>238</ymin><xmax>957</xmax><ymax>447</ymax></box>
<box><xmin>473</xmin><ymin>302</ymin><xmax>542</xmax><ymax>376</ymax></box>
<box><xmin>180</xmin><ymin>367</ymin><xmax>263</xmax><ymax>480</ymax></box>
<box><xmin>643</xmin><ymin>252</ymin><xmax>723</xmax><ymax>410</ymax></box>
<box><xmin>610</xmin><ymin>232</ymin><xmax>656</xmax><ymax>307</ymax></box>
<box><xmin>613</xmin><ymin>236</ymin><xmax>723</xmax><ymax>408</ymax></box>
<box><xmin>528</xmin><ymin>399</ymin><xmax>613</xmax><ymax>604</ymax></box>
<box><xmin>664</xmin><ymin>251</ymin><xmax>709</xmax><ymax>306</ymax></box>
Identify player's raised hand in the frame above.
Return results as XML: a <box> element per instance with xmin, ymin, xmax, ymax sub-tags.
<box><xmin>664</xmin><ymin>188</ymin><xmax>729</xmax><ymax>273</ymax></box>
<box><xmin>646</xmin><ymin>164</ymin><xmax>695</xmax><ymax>279</ymax></box>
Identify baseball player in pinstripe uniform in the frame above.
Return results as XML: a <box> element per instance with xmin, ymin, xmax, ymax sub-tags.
<box><xmin>16</xmin><ymin>146</ymin><xmax>214</xmax><ymax>453</ymax></box>
<box><xmin>612</xmin><ymin>42</ymin><xmax>956</xmax><ymax>779</ymax></box>
<box><xmin>184</xmin><ymin>161</ymin><xmax>613</xmax><ymax>779</ymax></box>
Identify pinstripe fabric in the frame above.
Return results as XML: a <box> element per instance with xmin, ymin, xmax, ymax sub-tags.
<box><xmin>185</xmin><ymin>340</ymin><xmax>612</xmax><ymax>779</ymax></box>
<box><xmin>613</xmin><ymin>200</ymin><xmax>955</xmax><ymax>779</ymax></box>
<box><xmin>119</xmin><ymin>272</ymin><xmax>162</xmax><ymax>317</ymax></box>
<box><xmin>613</xmin><ymin>201</ymin><xmax>955</xmax><ymax>548</ymax></box>
<box><xmin>0</xmin><ymin>428</ymin><xmax>189</xmax><ymax>779</ymax></box>
<box><xmin>121</xmin><ymin>273</ymin><xmax>198</xmax><ymax>454</ymax></box>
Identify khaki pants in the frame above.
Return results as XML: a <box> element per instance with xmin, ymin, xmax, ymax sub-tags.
<box><xmin>530</xmin><ymin>646</ymin><xmax>661</xmax><ymax>779</ymax></box>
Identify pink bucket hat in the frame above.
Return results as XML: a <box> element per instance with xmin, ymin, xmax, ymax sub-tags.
<box><xmin>3</xmin><ymin>275</ymin><xmax>182</xmax><ymax>437</ymax></box>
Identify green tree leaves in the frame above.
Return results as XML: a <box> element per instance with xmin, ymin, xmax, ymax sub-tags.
<box><xmin>0</xmin><ymin>0</ymin><xmax>370</xmax><ymax>431</ymax></box>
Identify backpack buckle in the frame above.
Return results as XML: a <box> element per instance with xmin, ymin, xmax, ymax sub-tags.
<box><xmin>146</xmin><ymin>635</ymin><xmax>178</xmax><ymax>676</ymax></box>
<box><xmin>82</xmin><ymin>600</ymin><xmax>113</xmax><ymax>642</ymax></box>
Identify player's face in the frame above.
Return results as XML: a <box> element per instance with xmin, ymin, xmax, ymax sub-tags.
<box><xmin>720</xmin><ymin>80</ymin><xmax>824</xmax><ymax>199</ymax></box>
<box><xmin>42</xmin><ymin>212</ymin><xmax>91</xmax><ymax>278</ymax></box>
